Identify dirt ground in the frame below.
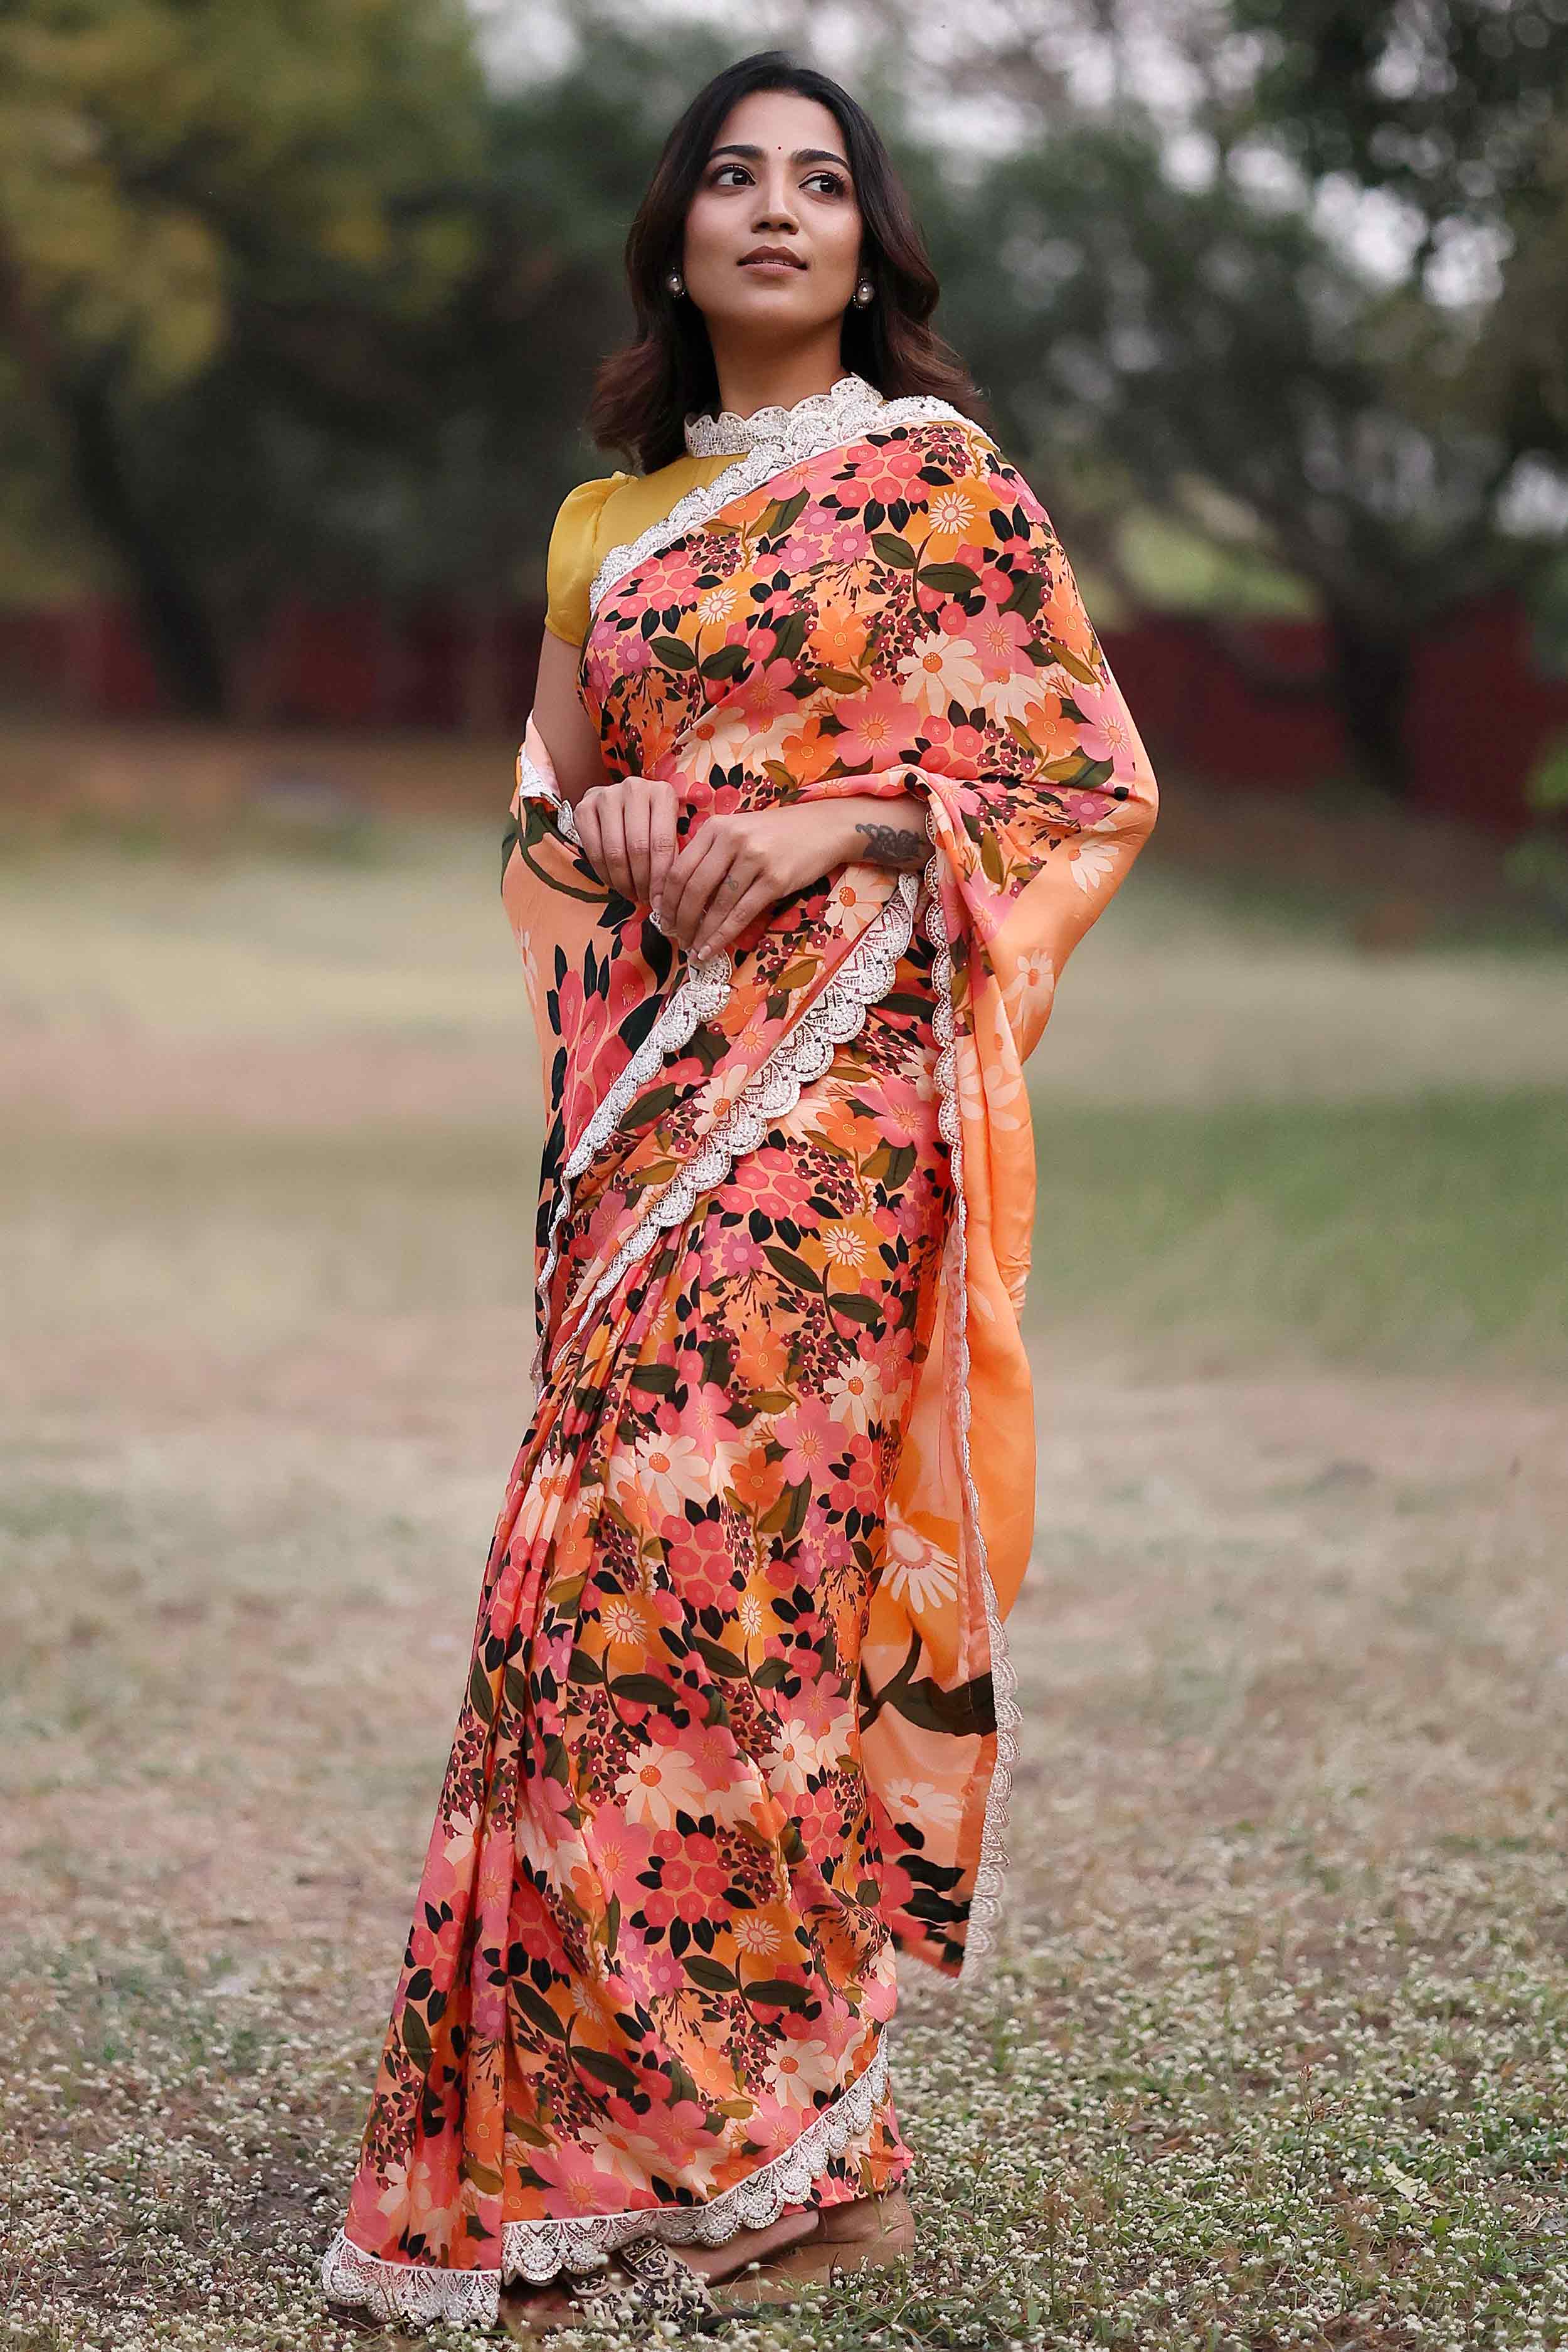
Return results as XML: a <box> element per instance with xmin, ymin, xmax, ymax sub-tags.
<box><xmin>2</xmin><ymin>787</ymin><xmax>1565</xmax><ymax>2350</ymax></box>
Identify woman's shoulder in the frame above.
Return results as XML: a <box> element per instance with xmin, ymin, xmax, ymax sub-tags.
<box><xmin>543</xmin><ymin>455</ymin><xmax>739</xmax><ymax>647</ymax></box>
<box><xmin>544</xmin><ymin>472</ymin><xmax>635</xmax><ymax>648</ymax></box>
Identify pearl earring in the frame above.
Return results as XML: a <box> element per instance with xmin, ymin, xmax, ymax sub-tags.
<box><xmin>666</xmin><ymin>269</ymin><xmax>685</xmax><ymax>297</ymax></box>
<box><xmin>853</xmin><ymin>279</ymin><xmax>874</xmax><ymax>306</ymax></box>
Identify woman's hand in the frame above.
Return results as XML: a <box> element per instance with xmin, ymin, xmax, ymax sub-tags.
<box><xmin>573</xmin><ymin>775</ymin><xmax>679</xmax><ymax>910</ymax></box>
<box><xmin>659</xmin><ymin>794</ymin><xmax>926</xmax><ymax>962</ymax></box>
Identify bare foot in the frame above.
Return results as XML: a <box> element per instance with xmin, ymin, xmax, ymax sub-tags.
<box><xmin>710</xmin><ymin>2187</ymin><xmax>916</xmax><ymax>2306</ymax></box>
<box><xmin>815</xmin><ymin>2184</ymin><xmax>916</xmax><ymax>2255</ymax></box>
<box><xmin>676</xmin><ymin>2203</ymin><xmax>820</xmax><ymax>2280</ymax></box>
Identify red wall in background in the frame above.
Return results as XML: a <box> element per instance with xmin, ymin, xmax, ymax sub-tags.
<box><xmin>4</xmin><ymin>590</ymin><xmax>1565</xmax><ymax>834</ymax></box>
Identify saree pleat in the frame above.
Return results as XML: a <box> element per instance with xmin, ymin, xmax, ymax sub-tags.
<box><xmin>322</xmin><ymin>371</ymin><xmax>1156</xmax><ymax>2327</ymax></box>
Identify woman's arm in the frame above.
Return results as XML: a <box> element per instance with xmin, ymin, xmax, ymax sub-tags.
<box><xmin>532</xmin><ymin>628</ymin><xmax>681</xmax><ymax>909</ymax></box>
<box><xmin>531</xmin><ymin>629</ymin><xmax>612</xmax><ymax>811</ymax></box>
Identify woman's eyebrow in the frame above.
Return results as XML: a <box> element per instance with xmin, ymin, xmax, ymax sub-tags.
<box><xmin>707</xmin><ymin>142</ymin><xmax>852</xmax><ymax>170</ymax></box>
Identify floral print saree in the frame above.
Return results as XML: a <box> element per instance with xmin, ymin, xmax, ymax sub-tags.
<box><xmin>321</xmin><ymin>371</ymin><xmax>1158</xmax><ymax>2328</ymax></box>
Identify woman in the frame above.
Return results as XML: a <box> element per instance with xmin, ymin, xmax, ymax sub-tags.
<box><xmin>321</xmin><ymin>48</ymin><xmax>1157</xmax><ymax>2336</ymax></box>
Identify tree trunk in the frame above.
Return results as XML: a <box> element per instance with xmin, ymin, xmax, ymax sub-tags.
<box><xmin>65</xmin><ymin>368</ymin><xmax>229</xmax><ymax>718</ymax></box>
<box><xmin>1324</xmin><ymin>603</ymin><xmax>1414</xmax><ymax>797</ymax></box>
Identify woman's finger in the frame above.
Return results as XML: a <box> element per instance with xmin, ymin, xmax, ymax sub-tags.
<box><xmin>687</xmin><ymin>853</ymin><xmax>762</xmax><ymax>958</ymax></box>
<box><xmin>593</xmin><ymin>796</ymin><xmax>633</xmax><ymax>902</ymax></box>
<box><xmin>662</xmin><ymin>826</ymin><xmax>728</xmax><ymax>946</ymax></box>
<box><xmin>679</xmin><ymin>848</ymin><xmax>749</xmax><ymax>954</ymax></box>
<box><xmin>622</xmin><ymin>787</ymin><xmax>654</xmax><ymax>905</ymax></box>
<box><xmin>692</xmin><ymin>873</ymin><xmax>773</xmax><ymax>962</ymax></box>
<box><xmin>647</xmin><ymin>785</ymin><xmax>679</xmax><ymax>918</ymax></box>
<box><xmin>573</xmin><ymin>796</ymin><xmax>607</xmax><ymax>887</ymax></box>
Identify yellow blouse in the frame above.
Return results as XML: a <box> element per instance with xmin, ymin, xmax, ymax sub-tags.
<box><xmin>543</xmin><ymin>454</ymin><xmax>746</xmax><ymax>648</ymax></box>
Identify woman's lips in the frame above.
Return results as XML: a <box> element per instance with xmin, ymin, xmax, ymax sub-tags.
<box><xmin>740</xmin><ymin>257</ymin><xmax>805</xmax><ymax>274</ymax></box>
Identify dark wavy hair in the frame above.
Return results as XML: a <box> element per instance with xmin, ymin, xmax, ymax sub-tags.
<box><xmin>585</xmin><ymin>50</ymin><xmax>990</xmax><ymax>472</ymax></box>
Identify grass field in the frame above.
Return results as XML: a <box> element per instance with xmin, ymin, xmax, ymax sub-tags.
<box><xmin>2</xmin><ymin>789</ymin><xmax>1565</xmax><ymax>2352</ymax></box>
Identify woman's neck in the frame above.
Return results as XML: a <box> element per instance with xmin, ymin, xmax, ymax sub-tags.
<box><xmin>706</xmin><ymin>336</ymin><xmax>850</xmax><ymax>423</ymax></box>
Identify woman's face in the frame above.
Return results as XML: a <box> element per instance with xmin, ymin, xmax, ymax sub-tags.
<box><xmin>679</xmin><ymin>88</ymin><xmax>864</xmax><ymax>343</ymax></box>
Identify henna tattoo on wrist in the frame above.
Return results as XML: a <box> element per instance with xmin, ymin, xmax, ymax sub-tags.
<box><xmin>853</xmin><ymin>818</ymin><xmax>928</xmax><ymax>871</ymax></box>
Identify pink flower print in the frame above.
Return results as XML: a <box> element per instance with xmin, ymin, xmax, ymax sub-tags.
<box><xmin>671</xmin><ymin>1515</ymin><xmax>739</xmax><ymax>1613</ymax></box>
<box><xmin>527</xmin><ymin>2139</ymin><xmax>621</xmax><ymax>2211</ymax></box>
<box><xmin>857</xmin><ymin>442</ymin><xmax>930</xmax><ymax>512</ymax></box>
<box><xmin>969</xmin><ymin>605</ymin><xmax>1036</xmax><ymax>677</ymax></box>
<box><xmin>586</xmin><ymin>2113</ymin><xmax>726</xmax><ymax>2196</ymax></box>
<box><xmin>918</xmin><ymin>713</ymin><xmax>987</xmax><ymax>772</ymax></box>
<box><xmin>831</xmin><ymin>678</ymin><xmax>921</xmax><ymax>771</ymax></box>
<box><xmin>822</xmin><ymin>518</ymin><xmax>866</xmax><ymax>563</ymax></box>
<box><xmin>791</xmin><ymin>1780</ymin><xmax>847</xmax><ymax>1849</ymax></box>
<box><xmin>514</xmin><ymin>1769</ymin><xmax>578</xmax><ymax>1881</ymax></box>
<box><xmin>611</xmin><ymin>631</ymin><xmax>657</xmax><ymax>679</ymax></box>
<box><xmin>586</xmin><ymin>1808</ymin><xmax>657</xmax><ymax>1901</ymax></box>
<box><xmin>649</xmin><ymin>550</ymin><xmax>704</xmax><ymax>603</ymax></box>
<box><xmin>639</xmin><ymin>1944</ymin><xmax>687</xmax><ymax>1998</ymax></box>
<box><xmin>710</xmin><ymin>1221</ymin><xmax>767</xmax><ymax>1281</ymax></box>
<box><xmin>775</xmin><ymin>1399</ymin><xmax>839</xmax><ymax>1487</ymax></box>
<box><xmin>686</xmin><ymin>1376</ymin><xmax>747</xmax><ymax>1450</ymax></box>
<box><xmin>825</xmin><ymin>1445</ymin><xmax>878</xmax><ymax>1523</ymax></box>
<box><xmin>1069</xmin><ymin>679</ymin><xmax>1135</xmax><ymax>765</ymax></box>
<box><xmin>973</xmin><ymin>548</ymin><xmax>1017</xmax><ymax>606</ymax></box>
<box><xmin>827</xmin><ymin>474</ymin><xmax>873</xmax><ymax>520</ymax></box>
<box><xmin>650</xmin><ymin>1829</ymin><xmax>729</xmax><ymax>1907</ymax></box>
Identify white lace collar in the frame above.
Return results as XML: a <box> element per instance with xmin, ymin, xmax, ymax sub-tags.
<box><xmin>586</xmin><ymin>377</ymin><xmax>983</xmax><ymax>622</ymax></box>
<box><xmin>682</xmin><ymin>370</ymin><xmax>888</xmax><ymax>457</ymax></box>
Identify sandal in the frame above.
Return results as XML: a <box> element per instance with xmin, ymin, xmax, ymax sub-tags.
<box><xmin>506</xmin><ymin>2236</ymin><xmax>721</xmax><ymax>2337</ymax></box>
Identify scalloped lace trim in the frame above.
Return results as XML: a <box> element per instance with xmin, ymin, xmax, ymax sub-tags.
<box><xmin>530</xmin><ymin>949</ymin><xmax>734</xmax><ymax>1386</ymax></box>
<box><xmin>684</xmin><ymin>368</ymin><xmax>882</xmax><ymax>457</ymax></box>
<box><xmin>588</xmin><ymin>388</ymin><xmax>989</xmax><ymax>622</ymax></box>
<box><xmin>515</xmin><ymin>738</ymin><xmax>580</xmax><ymax>844</ymax></box>
<box><xmin>921</xmin><ymin>827</ymin><xmax>1022</xmax><ymax>1987</ymax></box>
<box><xmin>551</xmin><ymin>873</ymin><xmax>919</xmax><ymax>1367</ymax></box>
<box><xmin>320</xmin><ymin>2032</ymin><xmax>889</xmax><ymax>2329</ymax></box>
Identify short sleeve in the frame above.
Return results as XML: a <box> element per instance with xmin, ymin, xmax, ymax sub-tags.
<box><xmin>544</xmin><ymin>473</ymin><xmax>631</xmax><ymax>647</ymax></box>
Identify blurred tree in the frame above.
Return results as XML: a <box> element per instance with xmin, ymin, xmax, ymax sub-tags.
<box><xmin>871</xmin><ymin>0</ymin><xmax>1568</xmax><ymax>794</ymax></box>
<box><xmin>0</xmin><ymin>0</ymin><xmax>487</xmax><ymax>712</ymax></box>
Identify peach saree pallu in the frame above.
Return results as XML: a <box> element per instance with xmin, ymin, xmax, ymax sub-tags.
<box><xmin>321</xmin><ymin>372</ymin><xmax>1158</xmax><ymax>2328</ymax></box>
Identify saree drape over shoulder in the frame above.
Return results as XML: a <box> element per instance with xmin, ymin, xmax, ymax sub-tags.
<box><xmin>322</xmin><ymin>371</ymin><xmax>1157</xmax><ymax>2329</ymax></box>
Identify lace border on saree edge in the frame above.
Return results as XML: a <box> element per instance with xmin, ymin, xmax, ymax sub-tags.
<box><xmin>319</xmin><ymin>2031</ymin><xmax>889</xmax><ymax>2330</ymax></box>
<box><xmin>921</xmin><ymin>826</ymin><xmax>1022</xmax><ymax>1987</ymax></box>
<box><xmin>544</xmin><ymin>868</ymin><xmax>919</xmax><ymax>1375</ymax></box>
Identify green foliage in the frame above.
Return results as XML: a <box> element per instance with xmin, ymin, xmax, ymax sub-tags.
<box><xmin>0</xmin><ymin>0</ymin><xmax>489</xmax><ymax>704</ymax></box>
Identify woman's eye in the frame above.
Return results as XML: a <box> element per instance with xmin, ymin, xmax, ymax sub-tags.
<box><xmin>707</xmin><ymin>166</ymin><xmax>850</xmax><ymax>198</ymax></box>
